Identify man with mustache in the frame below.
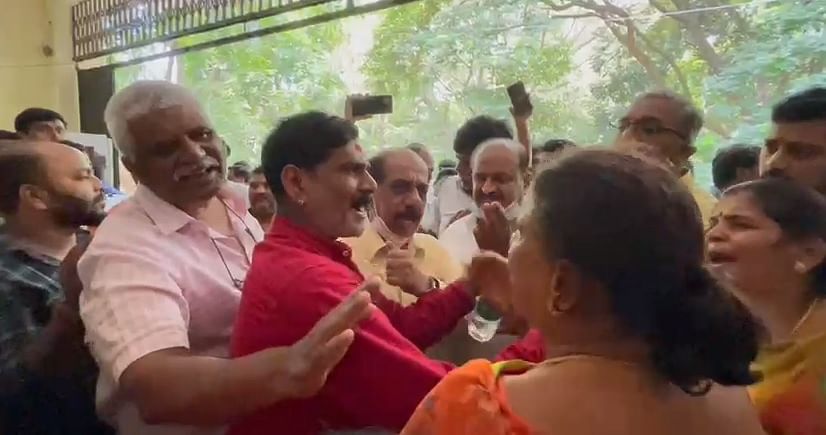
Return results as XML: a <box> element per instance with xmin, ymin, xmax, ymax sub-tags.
<box><xmin>0</xmin><ymin>141</ymin><xmax>110</xmax><ymax>433</ymax></box>
<box><xmin>343</xmin><ymin>148</ymin><xmax>462</xmax><ymax>307</ymax></box>
<box><xmin>440</xmin><ymin>138</ymin><xmax>529</xmax><ymax>266</ymax></box>
<box><xmin>76</xmin><ymin>82</ymin><xmax>375</xmax><ymax>435</ymax></box>
<box><xmin>762</xmin><ymin>87</ymin><xmax>826</xmax><ymax>193</ymax></box>
<box><xmin>248</xmin><ymin>166</ymin><xmax>276</xmax><ymax>232</ymax></box>
<box><xmin>231</xmin><ymin>111</ymin><xmax>487</xmax><ymax>434</ymax></box>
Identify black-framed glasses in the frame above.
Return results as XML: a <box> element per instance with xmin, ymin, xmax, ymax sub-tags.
<box><xmin>611</xmin><ymin>118</ymin><xmax>688</xmax><ymax>142</ymax></box>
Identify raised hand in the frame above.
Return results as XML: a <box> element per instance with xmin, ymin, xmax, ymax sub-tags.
<box><xmin>344</xmin><ymin>94</ymin><xmax>373</xmax><ymax>123</ymax></box>
<box><xmin>277</xmin><ymin>283</ymin><xmax>376</xmax><ymax>399</ymax></box>
<box><xmin>473</xmin><ymin>202</ymin><xmax>511</xmax><ymax>257</ymax></box>
<box><xmin>385</xmin><ymin>243</ymin><xmax>431</xmax><ymax>297</ymax></box>
<box><xmin>509</xmin><ymin>94</ymin><xmax>534</xmax><ymax>121</ymax></box>
<box><xmin>468</xmin><ymin>252</ymin><xmax>528</xmax><ymax>336</ymax></box>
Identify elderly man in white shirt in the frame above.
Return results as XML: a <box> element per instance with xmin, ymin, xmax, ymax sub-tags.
<box><xmin>76</xmin><ymin>81</ymin><xmax>373</xmax><ymax>435</ymax></box>
<box><xmin>437</xmin><ymin>138</ymin><xmax>529</xmax><ymax>362</ymax></box>
<box><xmin>439</xmin><ymin>138</ymin><xmax>529</xmax><ymax>266</ymax></box>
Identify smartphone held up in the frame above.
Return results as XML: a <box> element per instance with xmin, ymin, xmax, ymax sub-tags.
<box><xmin>506</xmin><ymin>81</ymin><xmax>533</xmax><ymax>118</ymax></box>
<box><xmin>348</xmin><ymin>95</ymin><xmax>394</xmax><ymax>118</ymax></box>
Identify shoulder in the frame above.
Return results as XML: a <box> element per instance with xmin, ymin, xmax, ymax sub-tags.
<box><xmin>413</xmin><ymin>232</ymin><xmax>445</xmax><ymax>252</ymax></box>
<box><xmin>80</xmin><ymin>206</ymin><xmax>161</xmax><ymax>266</ymax></box>
<box><xmin>403</xmin><ymin>360</ymin><xmax>520</xmax><ymax>435</ymax></box>
<box><xmin>703</xmin><ymin>386</ymin><xmax>766</xmax><ymax>435</ymax></box>
<box><xmin>90</xmin><ymin>198</ymin><xmax>155</xmax><ymax>245</ymax></box>
<box><xmin>246</xmin><ymin>244</ymin><xmax>361</xmax><ymax>302</ymax></box>
<box><xmin>423</xmin><ymin>359</ymin><xmax>503</xmax><ymax>409</ymax></box>
<box><xmin>440</xmin><ymin>214</ymin><xmax>474</xmax><ymax>239</ymax></box>
<box><xmin>340</xmin><ymin>229</ymin><xmax>380</xmax><ymax>257</ymax></box>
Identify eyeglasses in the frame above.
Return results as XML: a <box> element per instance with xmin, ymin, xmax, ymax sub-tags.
<box><xmin>612</xmin><ymin>118</ymin><xmax>688</xmax><ymax>142</ymax></box>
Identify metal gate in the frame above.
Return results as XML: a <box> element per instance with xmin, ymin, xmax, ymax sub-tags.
<box><xmin>72</xmin><ymin>0</ymin><xmax>420</xmax><ymax>65</ymax></box>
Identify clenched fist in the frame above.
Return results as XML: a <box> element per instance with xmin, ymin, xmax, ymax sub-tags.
<box><xmin>385</xmin><ymin>244</ymin><xmax>432</xmax><ymax>297</ymax></box>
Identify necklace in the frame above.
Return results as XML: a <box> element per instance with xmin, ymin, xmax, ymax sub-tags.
<box><xmin>790</xmin><ymin>298</ymin><xmax>821</xmax><ymax>337</ymax></box>
<box><xmin>538</xmin><ymin>353</ymin><xmax>647</xmax><ymax>371</ymax></box>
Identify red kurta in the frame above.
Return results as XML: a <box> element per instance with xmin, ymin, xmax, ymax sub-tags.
<box><xmin>229</xmin><ymin>217</ymin><xmax>475</xmax><ymax>434</ymax></box>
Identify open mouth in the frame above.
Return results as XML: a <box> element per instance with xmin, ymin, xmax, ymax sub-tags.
<box><xmin>175</xmin><ymin>165</ymin><xmax>221</xmax><ymax>182</ymax></box>
<box><xmin>707</xmin><ymin>250</ymin><xmax>737</xmax><ymax>265</ymax></box>
<box><xmin>351</xmin><ymin>204</ymin><xmax>368</xmax><ymax>217</ymax></box>
<box><xmin>350</xmin><ymin>197</ymin><xmax>372</xmax><ymax>218</ymax></box>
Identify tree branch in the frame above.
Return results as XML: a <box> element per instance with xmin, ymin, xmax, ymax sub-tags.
<box><xmin>650</xmin><ymin>0</ymin><xmax>726</xmax><ymax>73</ymax></box>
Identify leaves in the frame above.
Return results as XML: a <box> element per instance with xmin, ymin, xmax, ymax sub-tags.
<box><xmin>113</xmin><ymin>0</ymin><xmax>826</xmax><ymax>185</ymax></box>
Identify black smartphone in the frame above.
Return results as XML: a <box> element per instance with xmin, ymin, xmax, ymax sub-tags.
<box><xmin>506</xmin><ymin>81</ymin><xmax>532</xmax><ymax>116</ymax></box>
<box><xmin>350</xmin><ymin>95</ymin><xmax>393</xmax><ymax>117</ymax></box>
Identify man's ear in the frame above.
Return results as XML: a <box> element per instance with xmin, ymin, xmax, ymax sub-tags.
<box><xmin>281</xmin><ymin>164</ymin><xmax>307</xmax><ymax>204</ymax></box>
<box><xmin>19</xmin><ymin>185</ymin><xmax>49</xmax><ymax>211</ymax></box>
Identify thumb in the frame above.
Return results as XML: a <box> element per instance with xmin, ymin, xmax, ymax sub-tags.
<box><xmin>359</xmin><ymin>276</ymin><xmax>384</xmax><ymax>300</ymax></box>
<box><xmin>386</xmin><ymin>242</ymin><xmax>413</xmax><ymax>259</ymax></box>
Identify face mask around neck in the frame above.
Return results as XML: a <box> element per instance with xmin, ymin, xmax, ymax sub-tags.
<box><xmin>470</xmin><ymin>201</ymin><xmax>522</xmax><ymax>223</ymax></box>
<box><xmin>371</xmin><ymin>215</ymin><xmax>411</xmax><ymax>247</ymax></box>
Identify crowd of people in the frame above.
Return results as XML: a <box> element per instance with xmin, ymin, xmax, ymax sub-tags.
<box><xmin>0</xmin><ymin>79</ymin><xmax>824</xmax><ymax>435</ymax></box>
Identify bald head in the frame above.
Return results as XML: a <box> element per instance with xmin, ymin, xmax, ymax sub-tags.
<box><xmin>369</xmin><ymin>148</ymin><xmax>429</xmax><ymax>185</ymax></box>
<box><xmin>406</xmin><ymin>143</ymin><xmax>434</xmax><ymax>181</ymax></box>
<box><xmin>470</xmin><ymin>138</ymin><xmax>528</xmax><ymax>209</ymax></box>
<box><xmin>369</xmin><ymin>148</ymin><xmax>430</xmax><ymax>237</ymax></box>
<box><xmin>471</xmin><ymin>138</ymin><xmax>528</xmax><ymax>173</ymax></box>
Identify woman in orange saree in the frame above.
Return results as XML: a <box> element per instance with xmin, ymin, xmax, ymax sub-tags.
<box><xmin>402</xmin><ymin>150</ymin><xmax>765</xmax><ymax>435</ymax></box>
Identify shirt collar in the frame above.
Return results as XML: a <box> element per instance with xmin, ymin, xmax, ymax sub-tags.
<box><xmin>270</xmin><ymin>216</ymin><xmax>354</xmax><ymax>262</ymax></box>
<box><xmin>133</xmin><ymin>182</ymin><xmax>248</xmax><ymax>235</ymax></box>
<box><xmin>0</xmin><ymin>229</ymin><xmax>61</xmax><ymax>267</ymax></box>
<box><xmin>359</xmin><ymin>225</ymin><xmax>424</xmax><ymax>262</ymax></box>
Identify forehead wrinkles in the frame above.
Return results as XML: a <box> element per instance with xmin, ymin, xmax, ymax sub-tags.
<box><xmin>131</xmin><ymin>105</ymin><xmax>207</xmax><ymax>143</ymax></box>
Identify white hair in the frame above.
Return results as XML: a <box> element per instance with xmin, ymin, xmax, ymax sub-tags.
<box><xmin>104</xmin><ymin>80</ymin><xmax>206</xmax><ymax>160</ymax></box>
<box><xmin>470</xmin><ymin>138</ymin><xmax>528</xmax><ymax>172</ymax></box>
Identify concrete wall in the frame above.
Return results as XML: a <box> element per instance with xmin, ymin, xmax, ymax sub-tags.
<box><xmin>0</xmin><ymin>0</ymin><xmax>79</xmax><ymax>131</ymax></box>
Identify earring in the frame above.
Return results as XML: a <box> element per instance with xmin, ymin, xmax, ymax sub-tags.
<box><xmin>794</xmin><ymin>261</ymin><xmax>807</xmax><ymax>274</ymax></box>
<box><xmin>297</xmin><ymin>199</ymin><xmax>306</xmax><ymax>207</ymax></box>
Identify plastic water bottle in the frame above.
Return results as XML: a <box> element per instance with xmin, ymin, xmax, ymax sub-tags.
<box><xmin>467</xmin><ymin>298</ymin><xmax>502</xmax><ymax>342</ymax></box>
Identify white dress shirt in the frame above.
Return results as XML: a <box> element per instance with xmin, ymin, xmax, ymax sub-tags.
<box><xmin>422</xmin><ymin>175</ymin><xmax>474</xmax><ymax>236</ymax></box>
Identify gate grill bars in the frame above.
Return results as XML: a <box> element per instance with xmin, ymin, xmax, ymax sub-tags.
<box><xmin>72</xmin><ymin>0</ymin><xmax>343</xmax><ymax>61</ymax></box>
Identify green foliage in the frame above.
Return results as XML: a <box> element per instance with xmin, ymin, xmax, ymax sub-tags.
<box><xmin>113</xmin><ymin>0</ymin><xmax>826</xmax><ymax>187</ymax></box>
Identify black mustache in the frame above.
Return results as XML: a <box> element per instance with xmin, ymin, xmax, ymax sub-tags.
<box><xmin>396</xmin><ymin>208</ymin><xmax>422</xmax><ymax>222</ymax></box>
<box><xmin>352</xmin><ymin>196</ymin><xmax>373</xmax><ymax>209</ymax></box>
<box><xmin>479</xmin><ymin>194</ymin><xmax>503</xmax><ymax>203</ymax></box>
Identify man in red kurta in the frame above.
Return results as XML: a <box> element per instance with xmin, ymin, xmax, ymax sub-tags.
<box><xmin>230</xmin><ymin>112</ymin><xmax>477</xmax><ymax>434</ymax></box>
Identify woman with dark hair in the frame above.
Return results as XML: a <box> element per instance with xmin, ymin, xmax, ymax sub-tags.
<box><xmin>402</xmin><ymin>149</ymin><xmax>764</xmax><ymax>435</ymax></box>
<box><xmin>707</xmin><ymin>178</ymin><xmax>826</xmax><ymax>434</ymax></box>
